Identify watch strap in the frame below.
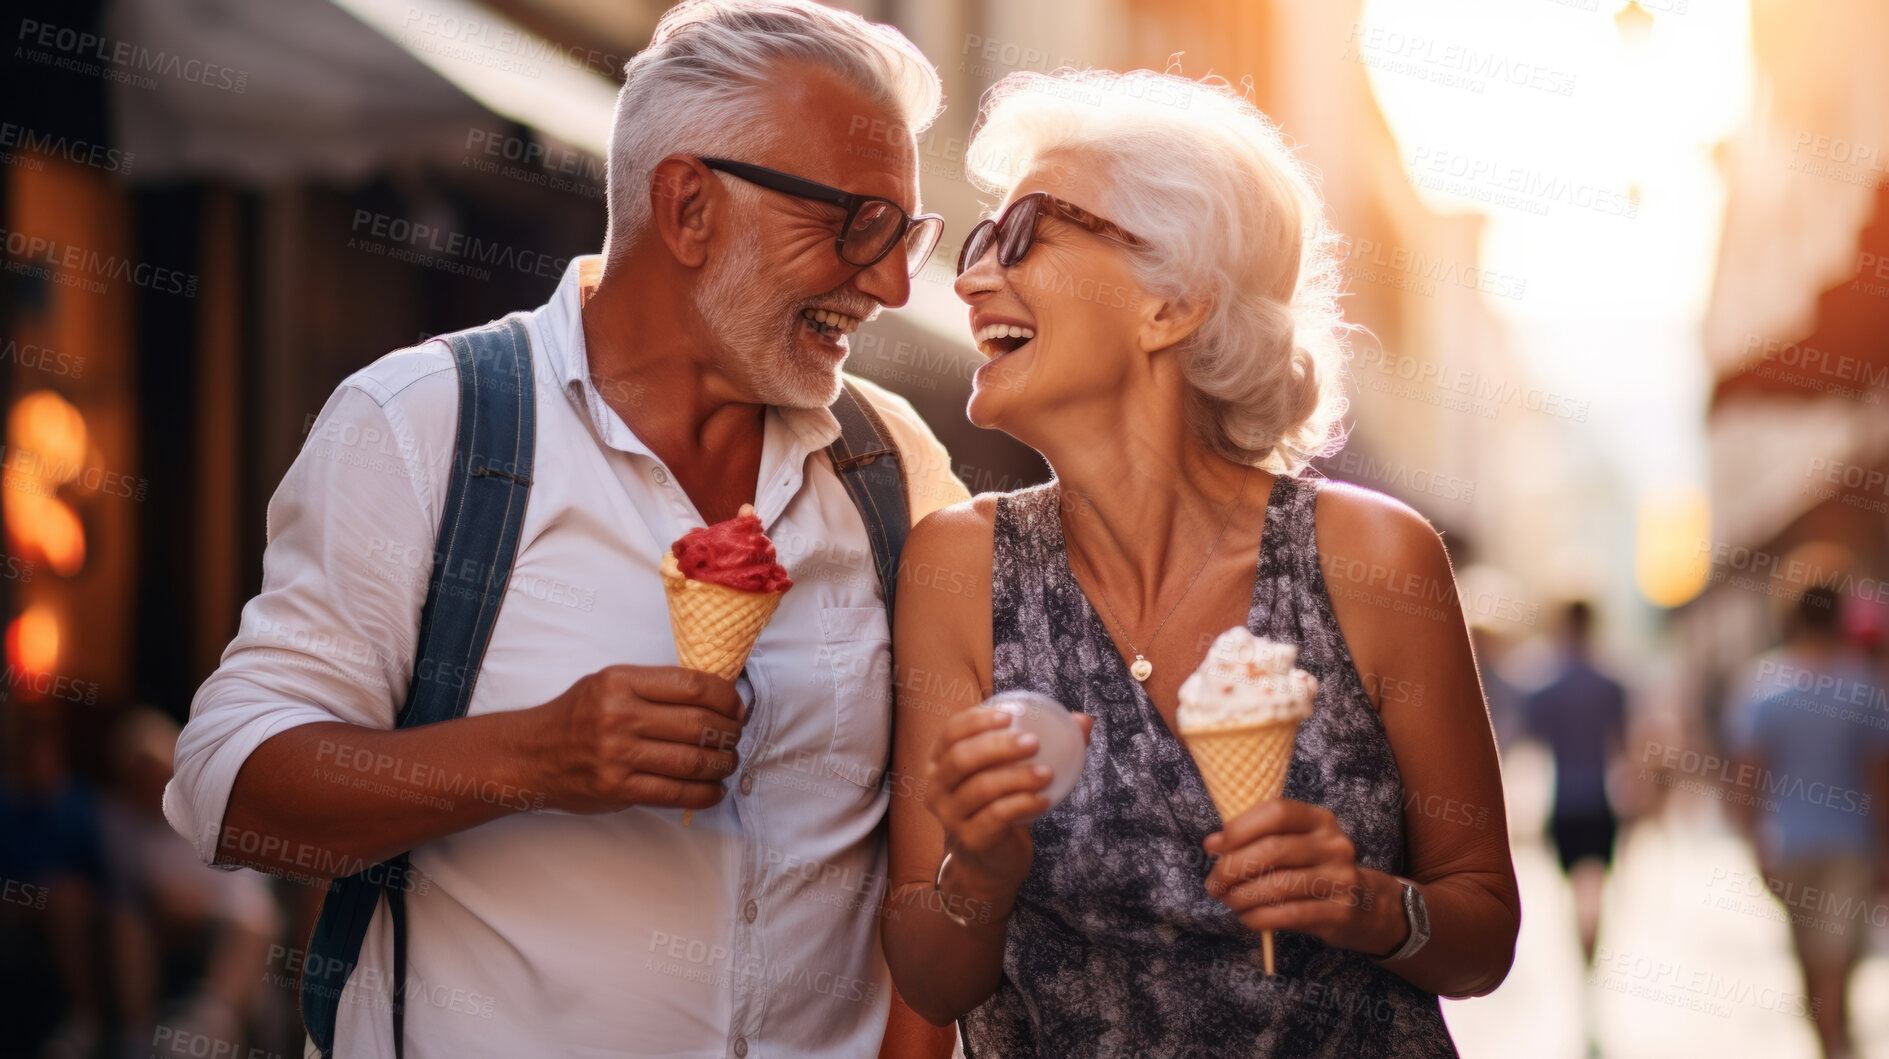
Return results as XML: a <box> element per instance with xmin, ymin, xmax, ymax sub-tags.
<box><xmin>1381</xmin><ymin>876</ymin><xmax>1430</xmax><ymax>962</ymax></box>
<box><xmin>1362</xmin><ymin>876</ymin><xmax>1424</xmax><ymax>963</ymax></box>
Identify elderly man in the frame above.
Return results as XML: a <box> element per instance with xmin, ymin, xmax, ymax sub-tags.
<box><xmin>165</xmin><ymin>1</ymin><xmax>965</xmax><ymax>1055</ymax></box>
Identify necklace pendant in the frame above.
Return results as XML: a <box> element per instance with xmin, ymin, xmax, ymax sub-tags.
<box><xmin>1130</xmin><ymin>656</ymin><xmax>1153</xmax><ymax>682</ymax></box>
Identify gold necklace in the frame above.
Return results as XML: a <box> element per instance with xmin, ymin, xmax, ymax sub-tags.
<box><xmin>1064</xmin><ymin>468</ymin><xmax>1252</xmax><ymax>682</ymax></box>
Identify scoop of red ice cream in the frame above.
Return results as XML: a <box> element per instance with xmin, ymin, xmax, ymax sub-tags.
<box><xmin>670</xmin><ymin>505</ymin><xmax>793</xmax><ymax>593</ymax></box>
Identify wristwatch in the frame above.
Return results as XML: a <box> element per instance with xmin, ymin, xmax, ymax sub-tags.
<box><xmin>1378</xmin><ymin>877</ymin><xmax>1430</xmax><ymax>962</ymax></box>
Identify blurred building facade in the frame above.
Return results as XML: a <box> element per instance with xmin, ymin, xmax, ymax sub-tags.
<box><xmin>1686</xmin><ymin>0</ymin><xmax>1889</xmax><ymax>741</ymax></box>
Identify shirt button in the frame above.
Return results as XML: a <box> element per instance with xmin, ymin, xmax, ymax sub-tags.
<box><xmin>743</xmin><ymin>899</ymin><xmax>758</xmax><ymax>923</ymax></box>
<box><xmin>652</xmin><ymin>467</ymin><xmax>669</xmax><ymax>484</ymax></box>
<box><xmin>739</xmin><ymin>773</ymin><xmax>755</xmax><ymax>796</ymax></box>
<box><xmin>733</xmin><ymin>1038</ymin><xmax>748</xmax><ymax>1058</ymax></box>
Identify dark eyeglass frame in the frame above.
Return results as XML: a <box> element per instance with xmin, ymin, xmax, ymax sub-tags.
<box><xmin>698</xmin><ymin>156</ymin><xmax>945</xmax><ymax>276</ymax></box>
<box><xmin>956</xmin><ymin>191</ymin><xmax>1145</xmax><ymax>275</ymax></box>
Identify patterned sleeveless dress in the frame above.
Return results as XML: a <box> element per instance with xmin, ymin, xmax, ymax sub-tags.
<box><xmin>961</xmin><ymin>475</ymin><xmax>1458</xmax><ymax>1058</ymax></box>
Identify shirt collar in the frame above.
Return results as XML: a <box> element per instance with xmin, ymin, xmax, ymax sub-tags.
<box><xmin>540</xmin><ymin>255</ymin><xmax>846</xmax><ymax>514</ymax></box>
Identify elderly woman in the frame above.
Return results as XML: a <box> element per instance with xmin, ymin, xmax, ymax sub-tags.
<box><xmin>881</xmin><ymin>69</ymin><xmax>1519</xmax><ymax>1056</ymax></box>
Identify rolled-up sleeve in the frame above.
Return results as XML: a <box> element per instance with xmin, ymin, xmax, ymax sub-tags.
<box><xmin>166</xmin><ymin>360</ymin><xmax>453</xmax><ymax>865</ymax></box>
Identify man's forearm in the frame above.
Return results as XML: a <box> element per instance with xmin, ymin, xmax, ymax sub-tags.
<box><xmin>215</xmin><ymin>712</ymin><xmax>544</xmax><ymax>877</ymax></box>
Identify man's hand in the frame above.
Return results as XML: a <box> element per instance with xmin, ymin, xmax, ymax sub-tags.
<box><xmin>215</xmin><ymin>665</ymin><xmax>748</xmax><ymax>877</ymax></box>
<box><xmin>527</xmin><ymin>665</ymin><xmax>747</xmax><ymax>814</ymax></box>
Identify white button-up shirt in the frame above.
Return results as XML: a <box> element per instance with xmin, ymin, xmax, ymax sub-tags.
<box><xmin>166</xmin><ymin>256</ymin><xmax>967</xmax><ymax>1057</ymax></box>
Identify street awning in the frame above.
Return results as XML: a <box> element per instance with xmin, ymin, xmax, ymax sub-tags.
<box><xmin>106</xmin><ymin>0</ymin><xmax>618</xmax><ymax>184</ymax></box>
<box><xmin>1710</xmin><ymin>182</ymin><xmax>1889</xmax><ymax>410</ymax></box>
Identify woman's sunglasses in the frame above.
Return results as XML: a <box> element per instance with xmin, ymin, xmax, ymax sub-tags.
<box><xmin>956</xmin><ymin>192</ymin><xmax>1144</xmax><ymax>275</ymax></box>
<box><xmin>699</xmin><ymin>157</ymin><xmax>945</xmax><ymax>277</ymax></box>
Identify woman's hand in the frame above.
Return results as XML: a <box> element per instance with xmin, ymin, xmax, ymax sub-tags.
<box><xmin>925</xmin><ymin>706</ymin><xmax>1091</xmax><ymax>896</ymax></box>
<box><xmin>1202</xmin><ymin>798</ymin><xmax>1407</xmax><ymax>957</ymax></box>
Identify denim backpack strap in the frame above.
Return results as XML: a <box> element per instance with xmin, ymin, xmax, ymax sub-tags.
<box><xmin>301</xmin><ymin>314</ymin><xmax>536</xmax><ymax>1057</ymax></box>
<box><xmin>825</xmin><ymin>379</ymin><xmax>912</xmax><ymax>621</ymax></box>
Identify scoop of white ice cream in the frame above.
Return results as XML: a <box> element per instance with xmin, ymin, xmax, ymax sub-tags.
<box><xmin>985</xmin><ymin>690</ymin><xmax>1087</xmax><ymax>817</ymax></box>
<box><xmin>1175</xmin><ymin>627</ymin><xmax>1317</xmax><ymax>732</ymax></box>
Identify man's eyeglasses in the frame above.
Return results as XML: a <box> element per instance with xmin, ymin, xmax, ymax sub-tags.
<box><xmin>956</xmin><ymin>191</ymin><xmax>1144</xmax><ymax>275</ymax></box>
<box><xmin>699</xmin><ymin>157</ymin><xmax>945</xmax><ymax>277</ymax></box>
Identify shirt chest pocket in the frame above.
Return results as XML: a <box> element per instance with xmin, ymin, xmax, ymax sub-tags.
<box><xmin>820</xmin><ymin>606</ymin><xmax>892</xmax><ymax>789</ymax></box>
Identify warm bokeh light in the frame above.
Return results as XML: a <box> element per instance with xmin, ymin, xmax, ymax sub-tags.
<box><xmin>7</xmin><ymin>389</ymin><xmax>89</xmax><ymax>484</ymax></box>
<box><xmin>1360</xmin><ymin>0</ymin><xmax>1751</xmax><ymax>611</ymax></box>
<box><xmin>3</xmin><ymin>390</ymin><xmax>92</xmax><ymax>576</ymax></box>
<box><xmin>5</xmin><ymin>602</ymin><xmax>60</xmax><ymax>678</ymax></box>
<box><xmin>1634</xmin><ymin>483</ymin><xmax>1712</xmax><ymax>607</ymax></box>
<box><xmin>4</xmin><ymin>493</ymin><xmax>88</xmax><ymax>577</ymax></box>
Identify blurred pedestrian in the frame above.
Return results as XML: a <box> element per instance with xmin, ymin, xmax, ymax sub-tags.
<box><xmin>1732</xmin><ymin>585</ymin><xmax>1889</xmax><ymax>1059</ymax></box>
<box><xmin>0</xmin><ymin>702</ymin><xmax>106</xmax><ymax>1059</ymax></box>
<box><xmin>1470</xmin><ymin>622</ymin><xmax>1525</xmax><ymax>752</ymax></box>
<box><xmin>100</xmin><ymin>708</ymin><xmax>280</xmax><ymax>1059</ymax></box>
<box><xmin>1521</xmin><ymin>600</ymin><xmax>1627</xmax><ymax>966</ymax></box>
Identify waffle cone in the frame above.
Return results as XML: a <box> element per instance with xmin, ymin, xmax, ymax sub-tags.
<box><xmin>1181</xmin><ymin>719</ymin><xmax>1303</xmax><ymax>821</ymax></box>
<box><xmin>660</xmin><ymin>552</ymin><xmax>785</xmax><ymax>681</ymax></box>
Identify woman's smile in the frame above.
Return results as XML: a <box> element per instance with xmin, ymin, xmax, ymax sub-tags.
<box><xmin>973</xmin><ymin>320</ymin><xmax>1037</xmax><ymax>359</ymax></box>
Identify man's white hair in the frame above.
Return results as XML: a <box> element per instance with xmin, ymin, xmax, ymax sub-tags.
<box><xmin>967</xmin><ymin>69</ymin><xmax>1354</xmax><ymax>475</ymax></box>
<box><xmin>602</xmin><ymin>0</ymin><xmax>944</xmax><ymax>264</ymax></box>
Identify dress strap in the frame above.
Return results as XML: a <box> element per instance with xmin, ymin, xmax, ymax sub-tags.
<box><xmin>990</xmin><ymin>484</ymin><xmax>1060</xmax><ymax>691</ymax></box>
<box><xmin>1249</xmin><ymin>473</ymin><xmax>1315</xmax><ymax>633</ymax></box>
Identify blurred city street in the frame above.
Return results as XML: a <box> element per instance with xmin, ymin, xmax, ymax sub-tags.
<box><xmin>4</xmin><ymin>0</ymin><xmax>1887</xmax><ymax>1055</ymax></box>
<box><xmin>1450</xmin><ymin>745</ymin><xmax>1889</xmax><ymax>1059</ymax></box>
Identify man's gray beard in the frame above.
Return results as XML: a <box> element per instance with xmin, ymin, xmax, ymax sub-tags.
<box><xmin>692</xmin><ymin>231</ymin><xmax>844</xmax><ymax>410</ymax></box>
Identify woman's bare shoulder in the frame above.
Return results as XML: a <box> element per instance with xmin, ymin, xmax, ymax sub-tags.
<box><xmin>1311</xmin><ymin>478</ymin><xmax>1453</xmax><ymax>581</ymax></box>
<box><xmin>894</xmin><ymin>495</ymin><xmax>1003</xmax><ymax>702</ymax></box>
<box><xmin>898</xmin><ymin>494</ymin><xmax>1003</xmax><ymax>624</ymax></box>
<box><xmin>905</xmin><ymin>494</ymin><xmax>1001</xmax><ymax>566</ymax></box>
<box><xmin>1309</xmin><ymin>479</ymin><xmax>1461</xmax><ymax>708</ymax></box>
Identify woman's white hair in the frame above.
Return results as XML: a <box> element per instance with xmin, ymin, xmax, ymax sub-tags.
<box><xmin>967</xmin><ymin>69</ymin><xmax>1353</xmax><ymax>474</ymax></box>
<box><xmin>603</xmin><ymin>0</ymin><xmax>943</xmax><ymax>264</ymax></box>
